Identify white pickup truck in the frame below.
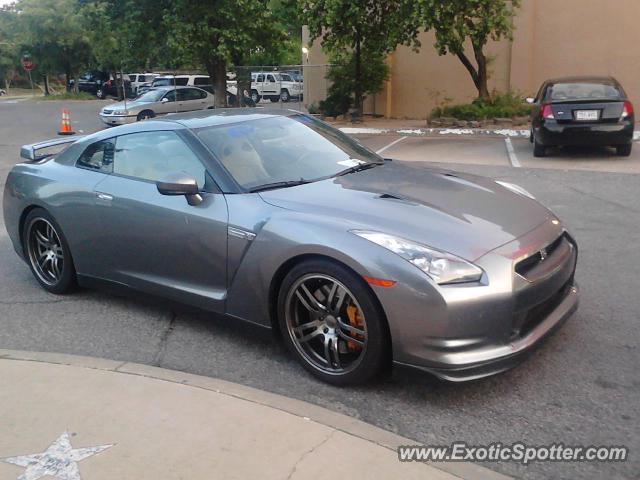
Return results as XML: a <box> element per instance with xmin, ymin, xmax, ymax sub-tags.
<box><xmin>250</xmin><ymin>72</ymin><xmax>303</xmax><ymax>103</ymax></box>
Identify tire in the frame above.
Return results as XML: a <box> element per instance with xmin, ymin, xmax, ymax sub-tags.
<box><xmin>269</xmin><ymin>96</ymin><xmax>280</xmax><ymax>103</ymax></box>
<box><xmin>277</xmin><ymin>259</ymin><xmax>389</xmax><ymax>385</ymax></box>
<box><xmin>137</xmin><ymin>110</ymin><xmax>155</xmax><ymax>121</ymax></box>
<box><xmin>529</xmin><ymin>129</ymin><xmax>534</xmax><ymax>143</ymax></box>
<box><xmin>280</xmin><ymin>89</ymin><xmax>290</xmax><ymax>102</ymax></box>
<box><xmin>96</xmin><ymin>88</ymin><xmax>105</xmax><ymax>99</ymax></box>
<box><xmin>22</xmin><ymin>208</ymin><xmax>76</xmax><ymax>294</ymax></box>
<box><xmin>251</xmin><ymin>90</ymin><xmax>261</xmax><ymax>104</ymax></box>
<box><xmin>533</xmin><ymin>137</ymin><xmax>546</xmax><ymax>157</ymax></box>
<box><xmin>616</xmin><ymin>144</ymin><xmax>632</xmax><ymax>157</ymax></box>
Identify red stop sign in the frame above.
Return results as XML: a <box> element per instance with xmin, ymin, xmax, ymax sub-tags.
<box><xmin>21</xmin><ymin>57</ymin><xmax>34</xmax><ymax>71</ymax></box>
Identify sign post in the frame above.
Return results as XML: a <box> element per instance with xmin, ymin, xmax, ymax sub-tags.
<box><xmin>21</xmin><ymin>54</ymin><xmax>35</xmax><ymax>96</ymax></box>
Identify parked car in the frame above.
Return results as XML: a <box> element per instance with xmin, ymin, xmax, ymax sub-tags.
<box><xmin>99</xmin><ymin>86</ymin><xmax>214</xmax><ymax>126</ymax></box>
<box><xmin>72</xmin><ymin>71</ymin><xmax>134</xmax><ymax>99</ymax></box>
<box><xmin>528</xmin><ymin>76</ymin><xmax>634</xmax><ymax>157</ymax></box>
<box><xmin>128</xmin><ymin>73</ymin><xmax>159</xmax><ymax>94</ymax></box>
<box><xmin>5</xmin><ymin>110</ymin><xmax>578</xmax><ymax>385</ymax></box>
<box><xmin>250</xmin><ymin>71</ymin><xmax>303</xmax><ymax>103</ymax></box>
<box><xmin>140</xmin><ymin>75</ymin><xmax>238</xmax><ymax>104</ymax></box>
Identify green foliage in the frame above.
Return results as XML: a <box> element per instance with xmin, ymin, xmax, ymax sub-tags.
<box><xmin>40</xmin><ymin>91</ymin><xmax>95</xmax><ymax>100</ymax></box>
<box><xmin>417</xmin><ymin>0</ymin><xmax>521</xmax><ymax>99</ymax></box>
<box><xmin>319</xmin><ymin>50</ymin><xmax>389</xmax><ymax>118</ymax></box>
<box><xmin>431</xmin><ymin>91</ymin><xmax>531</xmax><ymax>120</ymax></box>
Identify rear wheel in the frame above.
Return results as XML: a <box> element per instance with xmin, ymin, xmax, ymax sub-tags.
<box><xmin>280</xmin><ymin>89</ymin><xmax>290</xmax><ymax>102</ymax></box>
<box><xmin>96</xmin><ymin>88</ymin><xmax>105</xmax><ymax>99</ymax></box>
<box><xmin>533</xmin><ymin>137</ymin><xmax>546</xmax><ymax>157</ymax></box>
<box><xmin>251</xmin><ymin>90</ymin><xmax>261</xmax><ymax>103</ymax></box>
<box><xmin>616</xmin><ymin>144</ymin><xmax>632</xmax><ymax>157</ymax></box>
<box><xmin>278</xmin><ymin>259</ymin><xmax>389</xmax><ymax>385</ymax></box>
<box><xmin>23</xmin><ymin>208</ymin><xmax>76</xmax><ymax>294</ymax></box>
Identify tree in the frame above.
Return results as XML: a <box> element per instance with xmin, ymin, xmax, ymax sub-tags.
<box><xmin>166</xmin><ymin>0</ymin><xmax>285</xmax><ymax>108</ymax></box>
<box><xmin>0</xmin><ymin>5</ymin><xmax>20</xmax><ymax>90</ymax></box>
<box><xmin>300</xmin><ymin>0</ymin><xmax>421</xmax><ymax>117</ymax></box>
<box><xmin>13</xmin><ymin>0</ymin><xmax>93</xmax><ymax>93</ymax></box>
<box><xmin>418</xmin><ymin>0</ymin><xmax>520</xmax><ymax>101</ymax></box>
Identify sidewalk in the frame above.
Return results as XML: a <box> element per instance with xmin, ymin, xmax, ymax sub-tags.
<box><xmin>0</xmin><ymin>349</ymin><xmax>509</xmax><ymax>480</ymax></box>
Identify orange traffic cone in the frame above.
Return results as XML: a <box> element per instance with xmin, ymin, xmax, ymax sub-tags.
<box><xmin>58</xmin><ymin>109</ymin><xmax>75</xmax><ymax>135</ymax></box>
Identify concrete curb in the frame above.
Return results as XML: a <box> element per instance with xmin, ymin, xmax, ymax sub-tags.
<box><xmin>339</xmin><ymin>126</ymin><xmax>640</xmax><ymax>142</ymax></box>
<box><xmin>0</xmin><ymin>348</ymin><xmax>511</xmax><ymax>480</ymax></box>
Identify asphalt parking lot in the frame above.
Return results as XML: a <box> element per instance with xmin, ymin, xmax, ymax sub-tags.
<box><xmin>1</xmin><ymin>99</ymin><xmax>639</xmax><ymax>480</ymax></box>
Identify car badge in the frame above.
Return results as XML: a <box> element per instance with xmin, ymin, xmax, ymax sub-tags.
<box><xmin>539</xmin><ymin>248</ymin><xmax>548</xmax><ymax>261</ymax></box>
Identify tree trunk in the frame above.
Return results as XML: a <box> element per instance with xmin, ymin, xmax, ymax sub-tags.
<box><xmin>353</xmin><ymin>28</ymin><xmax>363</xmax><ymax>119</ymax></box>
<box><xmin>206</xmin><ymin>58</ymin><xmax>227</xmax><ymax>108</ymax></box>
<box><xmin>43</xmin><ymin>74</ymin><xmax>50</xmax><ymax>96</ymax></box>
<box><xmin>471</xmin><ymin>41</ymin><xmax>490</xmax><ymax>101</ymax></box>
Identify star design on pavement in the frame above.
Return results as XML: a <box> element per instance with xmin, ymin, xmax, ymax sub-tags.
<box><xmin>1</xmin><ymin>432</ymin><xmax>113</xmax><ymax>480</ymax></box>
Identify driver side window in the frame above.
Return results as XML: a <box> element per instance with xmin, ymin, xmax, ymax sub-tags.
<box><xmin>113</xmin><ymin>131</ymin><xmax>207</xmax><ymax>188</ymax></box>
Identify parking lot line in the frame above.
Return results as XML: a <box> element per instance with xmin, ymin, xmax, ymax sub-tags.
<box><xmin>504</xmin><ymin>138</ymin><xmax>521</xmax><ymax>168</ymax></box>
<box><xmin>376</xmin><ymin>136</ymin><xmax>407</xmax><ymax>155</ymax></box>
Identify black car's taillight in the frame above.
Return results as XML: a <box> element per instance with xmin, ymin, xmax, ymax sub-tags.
<box><xmin>622</xmin><ymin>100</ymin><xmax>634</xmax><ymax>119</ymax></box>
<box><xmin>541</xmin><ymin>103</ymin><xmax>554</xmax><ymax>119</ymax></box>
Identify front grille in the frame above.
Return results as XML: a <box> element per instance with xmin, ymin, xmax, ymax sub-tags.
<box><xmin>515</xmin><ymin>233</ymin><xmax>565</xmax><ymax>277</ymax></box>
<box><xmin>517</xmin><ymin>279</ymin><xmax>573</xmax><ymax>338</ymax></box>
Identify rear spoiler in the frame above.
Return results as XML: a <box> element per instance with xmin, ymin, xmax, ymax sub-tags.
<box><xmin>20</xmin><ymin>136</ymin><xmax>85</xmax><ymax>161</ymax></box>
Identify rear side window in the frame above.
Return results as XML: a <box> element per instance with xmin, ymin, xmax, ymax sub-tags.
<box><xmin>175</xmin><ymin>77</ymin><xmax>189</xmax><ymax>86</ymax></box>
<box><xmin>77</xmin><ymin>139</ymin><xmax>115</xmax><ymax>173</ymax></box>
<box><xmin>194</xmin><ymin>77</ymin><xmax>210</xmax><ymax>86</ymax></box>
<box><xmin>547</xmin><ymin>83</ymin><xmax>623</xmax><ymax>101</ymax></box>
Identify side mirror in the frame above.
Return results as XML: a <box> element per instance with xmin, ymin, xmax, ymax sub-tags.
<box><xmin>156</xmin><ymin>172</ymin><xmax>203</xmax><ymax>206</ymax></box>
<box><xmin>525</xmin><ymin>97</ymin><xmax>535</xmax><ymax>104</ymax></box>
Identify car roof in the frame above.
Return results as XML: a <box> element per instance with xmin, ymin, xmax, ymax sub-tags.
<box><xmin>149</xmin><ymin>85</ymin><xmax>204</xmax><ymax>91</ymax></box>
<box><xmin>545</xmin><ymin>75</ymin><xmax>621</xmax><ymax>86</ymax></box>
<box><xmin>153</xmin><ymin>108</ymin><xmax>303</xmax><ymax>129</ymax></box>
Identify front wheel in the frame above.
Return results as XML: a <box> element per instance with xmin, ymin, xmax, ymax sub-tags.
<box><xmin>23</xmin><ymin>208</ymin><xmax>76</xmax><ymax>294</ymax></box>
<box><xmin>137</xmin><ymin>110</ymin><xmax>155</xmax><ymax>121</ymax></box>
<box><xmin>96</xmin><ymin>88</ymin><xmax>105</xmax><ymax>99</ymax></box>
<box><xmin>278</xmin><ymin>260</ymin><xmax>389</xmax><ymax>385</ymax></box>
<box><xmin>616</xmin><ymin>144</ymin><xmax>632</xmax><ymax>156</ymax></box>
<box><xmin>280</xmin><ymin>89</ymin><xmax>290</xmax><ymax>102</ymax></box>
<box><xmin>251</xmin><ymin>90</ymin><xmax>261</xmax><ymax>104</ymax></box>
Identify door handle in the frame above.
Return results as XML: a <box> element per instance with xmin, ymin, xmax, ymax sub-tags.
<box><xmin>96</xmin><ymin>192</ymin><xmax>113</xmax><ymax>201</ymax></box>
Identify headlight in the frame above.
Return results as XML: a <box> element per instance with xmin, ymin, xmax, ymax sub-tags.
<box><xmin>495</xmin><ymin>180</ymin><xmax>535</xmax><ymax>199</ymax></box>
<box><xmin>352</xmin><ymin>231</ymin><xmax>483</xmax><ymax>285</ymax></box>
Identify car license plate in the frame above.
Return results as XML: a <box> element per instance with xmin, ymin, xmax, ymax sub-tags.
<box><xmin>575</xmin><ymin>110</ymin><xmax>599</xmax><ymax>121</ymax></box>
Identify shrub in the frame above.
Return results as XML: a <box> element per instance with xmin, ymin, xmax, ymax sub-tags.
<box><xmin>431</xmin><ymin>91</ymin><xmax>531</xmax><ymax>120</ymax></box>
<box><xmin>40</xmin><ymin>92</ymin><xmax>96</xmax><ymax>101</ymax></box>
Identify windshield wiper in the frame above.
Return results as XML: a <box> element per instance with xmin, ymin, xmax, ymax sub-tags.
<box><xmin>334</xmin><ymin>162</ymin><xmax>382</xmax><ymax>177</ymax></box>
<box><xmin>248</xmin><ymin>179</ymin><xmax>311</xmax><ymax>193</ymax></box>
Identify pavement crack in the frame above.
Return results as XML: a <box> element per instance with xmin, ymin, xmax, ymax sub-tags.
<box><xmin>152</xmin><ymin>312</ymin><xmax>177</xmax><ymax>366</ymax></box>
<box><xmin>286</xmin><ymin>429</ymin><xmax>335</xmax><ymax>480</ymax></box>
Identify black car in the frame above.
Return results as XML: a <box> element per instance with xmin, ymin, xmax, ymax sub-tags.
<box><xmin>528</xmin><ymin>76</ymin><xmax>634</xmax><ymax>157</ymax></box>
<box><xmin>71</xmin><ymin>71</ymin><xmax>134</xmax><ymax>99</ymax></box>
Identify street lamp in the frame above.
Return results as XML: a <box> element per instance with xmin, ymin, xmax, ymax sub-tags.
<box><xmin>302</xmin><ymin>46</ymin><xmax>309</xmax><ymax>63</ymax></box>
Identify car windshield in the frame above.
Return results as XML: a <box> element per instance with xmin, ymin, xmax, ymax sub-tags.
<box><xmin>135</xmin><ymin>89</ymin><xmax>165</xmax><ymax>102</ymax></box>
<box><xmin>196</xmin><ymin>114</ymin><xmax>383</xmax><ymax>190</ymax></box>
<box><xmin>548</xmin><ymin>82</ymin><xmax>623</xmax><ymax>101</ymax></box>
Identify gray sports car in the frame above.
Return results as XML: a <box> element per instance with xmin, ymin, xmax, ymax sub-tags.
<box><xmin>3</xmin><ymin>109</ymin><xmax>579</xmax><ymax>385</ymax></box>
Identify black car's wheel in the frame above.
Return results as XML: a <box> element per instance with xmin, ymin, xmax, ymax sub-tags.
<box><xmin>533</xmin><ymin>137</ymin><xmax>546</xmax><ymax>157</ymax></box>
<box><xmin>251</xmin><ymin>90</ymin><xmax>261</xmax><ymax>103</ymax></box>
<box><xmin>96</xmin><ymin>88</ymin><xmax>105</xmax><ymax>99</ymax></box>
<box><xmin>616</xmin><ymin>144</ymin><xmax>632</xmax><ymax>157</ymax></box>
<box><xmin>529</xmin><ymin>129</ymin><xmax>534</xmax><ymax>143</ymax></box>
<box><xmin>137</xmin><ymin>110</ymin><xmax>155</xmax><ymax>121</ymax></box>
<box><xmin>280</xmin><ymin>89</ymin><xmax>290</xmax><ymax>102</ymax></box>
<box><xmin>278</xmin><ymin>259</ymin><xmax>389</xmax><ymax>385</ymax></box>
<box><xmin>23</xmin><ymin>208</ymin><xmax>76</xmax><ymax>294</ymax></box>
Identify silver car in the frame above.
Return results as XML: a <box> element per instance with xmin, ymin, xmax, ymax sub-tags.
<box><xmin>99</xmin><ymin>86</ymin><xmax>215</xmax><ymax>126</ymax></box>
<box><xmin>3</xmin><ymin>110</ymin><xmax>579</xmax><ymax>385</ymax></box>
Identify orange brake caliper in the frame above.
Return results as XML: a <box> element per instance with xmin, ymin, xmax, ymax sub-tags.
<box><xmin>345</xmin><ymin>304</ymin><xmax>364</xmax><ymax>351</ymax></box>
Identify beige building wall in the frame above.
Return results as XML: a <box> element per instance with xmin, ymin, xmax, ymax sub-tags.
<box><xmin>304</xmin><ymin>0</ymin><xmax>640</xmax><ymax>120</ymax></box>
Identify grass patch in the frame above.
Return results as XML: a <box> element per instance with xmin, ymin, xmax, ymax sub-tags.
<box><xmin>431</xmin><ymin>91</ymin><xmax>532</xmax><ymax>121</ymax></box>
<box><xmin>40</xmin><ymin>91</ymin><xmax>97</xmax><ymax>101</ymax></box>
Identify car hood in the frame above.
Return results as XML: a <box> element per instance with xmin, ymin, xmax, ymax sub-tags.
<box><xmin>104</xmin><ymin>100</ymin><xmax>152</xmax><ymax>111</ymax></box>
<box><xmin>259</xmin><ymin>162</ymin><xmax>553</xmax><ymax>261</ymax></box>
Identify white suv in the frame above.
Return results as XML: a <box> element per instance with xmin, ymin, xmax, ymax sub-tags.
<box><xmin>128</xmin><ymin>73</ymin><xmax>159</xmax><ymax>94</ymax></box>
<box><xmin>250</xmin><ymin>72</ymin><xmax>303</xmax><ymax>103</ymax></box>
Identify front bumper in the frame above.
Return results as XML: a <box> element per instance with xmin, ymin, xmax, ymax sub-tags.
<box><xmin>100</xmin><ymin>114</ymin><xmax>137</xmax><ymax>126</ymax></box>
<box><xmin>536</xmin><ymin>119</ymin><xmax>633</xmax><ymax>146</ymax></box>
<box><xmin>379</xmin><ymin>218</ymin><xmax>579</xmax><ymax>381</ymax></box>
